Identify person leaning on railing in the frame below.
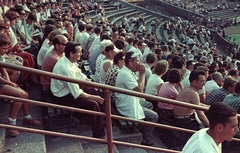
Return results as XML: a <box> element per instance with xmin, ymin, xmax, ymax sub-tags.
<box><xmin>0</xmin><ymin>33</ymin><xmax>41</xmax><ymax>137</ymax></box>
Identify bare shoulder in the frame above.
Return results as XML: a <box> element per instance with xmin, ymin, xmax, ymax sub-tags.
<box><xmin>177</xmin><ymin>87</ymin><xmax>198</xmax><ymax>102</ymax></box>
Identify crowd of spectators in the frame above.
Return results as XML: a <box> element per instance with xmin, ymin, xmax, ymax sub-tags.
<box><xmin>0</xmin><ymin>0</ymin><xmax>240</xmax><ymax>150</ymax></box>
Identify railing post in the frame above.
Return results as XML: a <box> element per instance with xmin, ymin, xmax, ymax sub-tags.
<box><xmin>104</xmin><ymin>89</ymin><xmax>113</xmax><ymax>153</ymax></box>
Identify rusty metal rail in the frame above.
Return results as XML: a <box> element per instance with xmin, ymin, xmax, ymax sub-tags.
<box><xmin>0</xmin><ymin>62</ymin><xmax>240</xmax><ymax>153</ymax></box>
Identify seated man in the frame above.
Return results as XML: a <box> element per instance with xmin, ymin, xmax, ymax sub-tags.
<box><xmin>205</xmin><ymin>77</ymin><xmax>237</xmax><ymax>105</ymax></box>
<box><xmin>174</xmin><ymin>70</ymin><xmax>209</xmax><ymax>130</ymax></box>
<box><xmin>51</xmin><ymin>41</ymin><xmax>105</xmax><ymax>138</ymax></box>
<box><xmin>0</xmin><ymin>33</ymin><xmax>41</xmax><ymax>137</ymax></box>
<box><xmin>115</xmin><ymin>51</ymin><xmax>158</xmax><ymax>146</ymax></box>
<box><xmin>182</xmin><ymin>103</ymin><xmax>238</xmax><ymax>153</ymax></box>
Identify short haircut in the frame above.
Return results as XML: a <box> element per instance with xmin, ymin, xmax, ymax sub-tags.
<box><xmin>172</xmin><ymin>55</ymin><xmax>184</xmax><ymax>69</ymax></box>
<box><xmin>223</xmin><ymin>77</ymin><xmax>237</xmax><ymax>90</ymax></box>
<box><xmin>207</xmin><ymin>103</ymin><xmax>236</xmax><ymax>129</ymax></box>
<box><xmin>43</xmin><ymin>24</ymin><xmax>56</xmax><ymax>37</ymax></box>
<box><xmin>168</xmin><ymin>68</ymin><xmax>182</xmax><ymax>83</ymax></box>
<box><xmin>212</xmin><ymin>72</ymin><xmax>222</xmax><ymax>81</ymax></box>
<box><xmin>78</xmin><ymin>23</ymin><xmax>86</xmax><ymax>32</ymax></box>
<box><xmin>146</xmin><ymin>53</ymin><xmax>156</xmax><ymax>64</ymax></box>
<box><xmin>64</xmin><ymin>41</ymin><xmax>81</xmax><ymax>58</ymax></box>
<box><xmin>114</xmin><ymin>39</ymin><xmax>124</xmax><ymax>50</ymax></box>
<box><xmin>186</xmin><ymin>60</ymin><xmax>194</xmax><ymax>68</ymax></box>
<box><xmin>125</xmin><ymin>51</ymin><xmax>137</xmax><ymax>66</ymax></box>
<box><xmin>105</xmin><ymin>44</ymin><xmax>114</xmax><ymax>53</ymax></box>
<box><xmin>189</xmin><ymin>70</ymin><xmax>205</xmax><ymax>83</ymax></box>
<box><xmin>0</xmin><ymin>33</ymin><xmax>10</xmax><ymax>47</ymax></box>
<box><xmin>113</xmin><ymin>52</ymin><xmax>125</xmax><ymax>65</ymax></box>
<box><xmin>154</xmin><ymin>60</ymin><xmax>168</xmax><ymax>75</ymax></box>
<box><xmin>228</xmin><ymin>69</ymin><xmax>238</xmax><ymax>76</ymax></box>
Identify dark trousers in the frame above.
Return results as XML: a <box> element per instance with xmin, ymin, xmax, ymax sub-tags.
<box><xmin>55</xmin><ymin>94</ymin><xmax>105</xmax><ymax>138</ymax></box>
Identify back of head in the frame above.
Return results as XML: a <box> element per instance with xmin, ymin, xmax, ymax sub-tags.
<box><xmin>146</xmin><ymin>53</ymin><xmax>156</xmax><ymax>64</ymax></box>
<box><xmin>154</xmin><ymin>60</ymin><xmax>168</xmax><ymax>75</ymax></box>
<box><xmin>223</xmin><ymin>77</ymin><xmax>237</xmax><ymax>90</ymax></box>
<box><xmin>212</xmin><ymin>72</ymin><xmax>222</xmax><ymax>81</ymax></box>
<box><xmin>168</xmin><ymin>68</ymin><xmax>182</xmax><ymax>83</ymax></box>
<box><xmin>172</xmin><ymin>55</ymin><xmax>185</xmax><ymax>69</ymax></box>
<box><xmin>207</xmin><ymin>103</ymin><xmax>236</xmax><ymax>129</ymax></box>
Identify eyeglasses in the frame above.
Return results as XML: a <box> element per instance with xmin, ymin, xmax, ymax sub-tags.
<box><xmin>59</xmin><ymin>43</ymin><xmax>67</xmax><ymax>46</ymax></box>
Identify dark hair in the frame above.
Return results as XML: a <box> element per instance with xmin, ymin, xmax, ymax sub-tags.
<box><xmin>64</xmin><ymin>41</ymin><xmax>81</xmax><ymax>58</ymax></box>
<box><xmin>114</xmin><ymin>39</ymin><xmax>124</xmax><ymax>50</ymax></box>
<box><xmin>43</xmin><ymin>24</ymin><xmax>56</xmax><ymax>37</ymax></box>
<box><xmin>94</xmin><ymin>27</ymin><xmax>101</xmax><ymax>34</ymax></box>
<box><xmin>172</xmin><ymin>55</ymin><xmax>184</xmax><ymax>69</ymax></box>
<box><xmin>100</xmin><ymin>33</ymin><xmax>111</xmax><ymax>41</ymax></box>
<box><xmin>189</xmin><ymin>70</ymin><xmax>205</xmax><ymax>83</ymax></box>
<box><xmin>27</xmin><ymin>13</ymin><xmax>36</xmax><ymax>22</ymax></box>
<box><xmin>78</xmin><ymin>23</ymin><xmax>86</xmax><ymax>32</ymax></box>
<box><xmin>45</xmin><ymin>19</ymin><xmax>57</xmax><ymax>26</ymax></box>
<box><xmin>146</xmin><ymin>53</ymin><xmax>156</xmax><ymax>64</ymax></box>
<box><xmin>207</xmin><ymin>103</ymin><xmax>236</xmax><ymax>129</ymax></box>
<box><xmin>113</xmin><ymin>52</ymin><xmax>125</xmax><ymax>65</ymax></box>
<box><xmin>125</xmin><ymin>51</ymin><xmax>137</xmax><ymax>66</ymax></box>
<box><xmin>223</xmin><ymin>77</ymin><xmax>237</xmax><ymax>90</ymax></box>
<box><xmin>186</xmin><ymin>60</ymin><xmax>194</xmax><ymax>68</ymax></box>
<box><xmin>0</xmin><ymin>33</ymin><xmax>10</xmax><ymax>47</ymax></box>
<box><xmin>105</xmin><ymin>44</ymin><xmax>114</xmax><ymax>53</ymax></box>
<box><xmin>168</xmin><ymin>68</ymin><xmax>182</xmax><ymax>83</ymax></box>
<box><xmin>228</xmin><ymin>69</ymin><xmax>238</xmax><ymax>77</ymax></box>
<box><xmin>155</xmin><ymin>48</ymin><xmax>162</xmax><ymax>54</ymax></box>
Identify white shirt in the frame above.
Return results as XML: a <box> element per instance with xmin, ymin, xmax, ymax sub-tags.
<box><xmin>145</xmin><ymin>74</ymin><xmax>163</xmax><ymax>95</ymax></box>
<box><xmin>37</xmin><ymin>43</ymin><xmax>51</xmax><ymax>66</ymax></box>
<box><xmin>9</xmin><ymin>27</ymin><xmax>18</xmax><ymax>47</ymax></box>
<box><xmin>115</xmin><ymin>66</ymin><xmax>145</xmax><ymax>120</ymax></box>
<box><xmin>51</xmin><ymin>56</ymin><xmax>87</xmax><ymax>99</ymax></box>
<box><xmin>204</xmin><ymin>80</ymin><xmax>220</xmax><ymax>94</ymax></box>
<box><xmin>80</xmin><ymin>31</ymin><xmax>90</xmax><ymax>52</ymax></box>
<box><xmin>182</xmin><ymin>128</ymin><xmax>221</xmax><ymax>153</ymax></box>
<box><xmin>99</xmin><ymin>59</ymin><xmax>112</xmax><ymax>84</ymax></box>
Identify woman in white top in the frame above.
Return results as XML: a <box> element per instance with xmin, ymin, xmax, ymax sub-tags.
<box><xmin>99</xmin><ymin>44</ymin><xmax>121</xmax><ymax>84</ymax></box>
<box><xmin>145</xmin><ymin>60</ymin><xmax>168</xmax><ymax>109</ymax></box>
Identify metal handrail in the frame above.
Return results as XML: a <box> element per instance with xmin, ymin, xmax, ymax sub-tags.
<box><xmin>0</xmin><ymin>62</ymin><xmax>240</xmax><ymax>153</ymax></box>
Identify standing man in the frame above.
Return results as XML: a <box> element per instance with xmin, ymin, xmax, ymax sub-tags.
<box><xmin>115</xmin><ymin>51</ymin><xmax>158</xmax><ymax>146</ymax></box>
<box><xmin>182</xmin><ymin>103</ymin><xmax>238</xmax><ymax>153</ymax></box>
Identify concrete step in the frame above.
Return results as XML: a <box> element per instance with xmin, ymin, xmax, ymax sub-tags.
<box><xmin>46</xmin><ymin>136</ymin><xmax>84</xmax><ymax>153</ymax></box>
<box><xmin>0</xmin><ymin>84</ymin><xmax>46</xmax><ymax>153</ymax></box>
<box><xmin>117</xmin><ymin>145</ymin><xmax>147</xmax><ymax>153</ymax></box>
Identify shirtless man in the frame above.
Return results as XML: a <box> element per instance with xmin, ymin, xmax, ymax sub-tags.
<box><xmin>174</xmin><ymin>70</ymin><xmax>209</xmax><ymax>130</ymax></box>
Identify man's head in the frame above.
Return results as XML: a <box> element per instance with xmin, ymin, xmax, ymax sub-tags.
<box><xmin>223</xmin><ymin>77</ymin><xmax>238</xmax><ymax>94</ymax></box>
<box><xmin>0</xmin><ymin>33</ymin><xmax>10</xmax><ymax>55</ymax></box>
<box><xmin>64</xmin><ymin>41</ymin><xmax>82</xmax><ymax>63</ymax></box>
<box><xmin>125</xmin><ymin>51</ymin><xmax>140</xmax><ymax>72</ymax></box>
<box><xmin>207</xmin><ymin>103</ymin><xmax>238</xmax><ymax>142</ymax></box>
<box><xmin>154</xmin><ymin>60</ymin><xmax>168</xmax><ymax>76</ymax></box>
<box><xmin>212</xmin><ymin>72</ymin><xmax>223</xmax><ymax>87</ymax></box>
<box><xmin>189</xmin><ymin>70</ymin><xmax>206</xmax><ymax>91</ymax></box>
<box><xmin>52</xmin><ymin>34</ymin><xmax>68</xmax><ymax>54</ymax></box>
